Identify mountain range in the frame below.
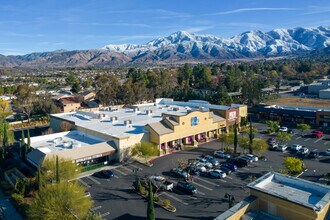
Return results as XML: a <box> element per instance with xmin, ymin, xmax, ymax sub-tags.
<box><xmin>1</xmin><ymin>26</ymin><xmax>330</xmax><ymax>68</ymax></box>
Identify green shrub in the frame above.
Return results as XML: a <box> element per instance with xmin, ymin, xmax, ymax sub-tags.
<box><xmin>164</xmin><ymin>199</ymin><xmax>171</xmax><ymax>207</ymax></box>
<box><xmin>154</xmin><ymin>195</ymin><xmax>160</xmax><ymax>202</ymax></box>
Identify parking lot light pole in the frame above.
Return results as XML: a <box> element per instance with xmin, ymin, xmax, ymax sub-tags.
<box><xmin>224</xmin><ymin>193</ymin><xmax>235</xmax><ymax>209</ymax></box>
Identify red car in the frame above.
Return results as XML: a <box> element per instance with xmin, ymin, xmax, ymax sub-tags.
<box><xmin>311</xmin><ymin>130</ymin><xmax>323</xmax><ymax>138</ymax></box>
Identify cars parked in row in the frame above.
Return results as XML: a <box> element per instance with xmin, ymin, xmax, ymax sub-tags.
<box><xmin>311</xmin><ymin>130</ymin><xmax>324</xmax><ymax>138</ymax></box>
<box><xmin>196</xmin><ymin>158</ymin><xmax>213</xmax><ymax>168</ymax></box>
<box><xmin>220</xmin><ymin>163</ymin><xmax>237</xmax><ymax>172</ymax></box>
<box><xmin>214</xmin><ymin>150</ymin><xmax>231</xmax><ymax>159</ymax></box>
<box><xmin>297</xmin><ymin>147</ymin><xmax>309</xmax><ymax>156</ymax></box>
<box><xmin>149</xmin><ymin>176</ymin><xmax>174</xmax><ymax>191</ymax></box>
<box><xmin>208</xmin><ymin>169</ymin><xmax>226</xmax><ymax>179</ymax></box>
<box><xmin>307</xmin><ymin>150</ymin><xmax>319</xmax><ymax>159</ymax></box>
<box><xmin>290</xmin><ymin>144</ymin><xmax>302</xmax><ymax>151</ymax></box>
<box><xmin>97</xmin><ymin>170</ymin><xmax>114</xmax><ymax>178</ymax></box>
<box><xmin>202</xmin><ymin>155</ymin><xmax>220</xmax><ymax>166</ymax></box>
<box><xmin>326</xmin><ymin>149</ymin><xmax>330</xmax><ymax>156</ymax></box>
<box><xmin>177</xmin><ymin>181</ymin><xmax>197</xmax><ymax>194</ymax></box>
<box><xmin>279</xmin><ymin>127</ymin><xmax>288</xmax><ymax>132</ymax></box>
<box><xmin>171</xmin><ymin>168</ymin><xmax>190</xmax><ymax>178</ymax></box>
<box><xmin>277</xmin><ymin>144</ymin><xmax>288</xmax><ymax>152</ymax></box>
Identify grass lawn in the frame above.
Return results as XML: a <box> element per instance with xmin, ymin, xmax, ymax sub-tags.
<box><xmin>265</xmin><ymin>97</ymin><xmax>330</xmax><ymax>108</ymax></box>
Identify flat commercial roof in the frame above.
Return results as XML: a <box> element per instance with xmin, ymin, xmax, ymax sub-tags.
<box><xmin>248</xmin><ymin>172</ymin><xmax>330</xmax><ymax>211</ymax></box>
<box><xmin>51</xmin><ymin>98</ymin><xmax>241</xmax><ymax>138</ymax></box>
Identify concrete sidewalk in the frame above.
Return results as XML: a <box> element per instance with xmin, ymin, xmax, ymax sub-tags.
<box><xmin>0</xmin><ymin>190</ymin><xmax>22</xmax><ymax>220</ymax></box>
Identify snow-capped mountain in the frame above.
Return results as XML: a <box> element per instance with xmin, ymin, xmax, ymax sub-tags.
<box><xmin>1</xmin><ymin>26</ymin><xmax>329</xmax><ymax>67</ymax></box>
<box><xmin>101</xmin><ymin>26</ymin><xmax>330</xmax><ymax>58</ymax></box>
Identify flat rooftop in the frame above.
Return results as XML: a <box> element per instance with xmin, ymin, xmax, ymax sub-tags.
<box><xmin>51</xmin><ymin>98</ymin><xmax>238</xmax><ymax>138</ymax></box>
<box><xmin>29</xmin><ymin>130</ymin><xmax>106</xmax><ymax>153</ymax></box>
<box><xmin>248</xmin><ymin>172</ymin><xmax>330</xmax><ymax>211</ymax></box>
<box><xmin>264</xmin><ymin>104</ymin><xmax>330</xmax><ymax>112</ymax></box>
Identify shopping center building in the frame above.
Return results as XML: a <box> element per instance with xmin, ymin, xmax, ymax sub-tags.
<box><xmin>28</xmin><ymin>98</ymin><xmax>247</xmax><ymax>166</ymax></box>
<box><xmin>215</xmin><ymin>172</ymin><xmax>330</xmax><ymax>220</ymax></box>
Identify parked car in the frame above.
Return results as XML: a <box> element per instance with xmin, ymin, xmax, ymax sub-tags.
<box><xmin>177</xmin><ymin>181</ymin><xmax>197</xmax><ymax>194</ymax></box>
<box><xmin>220</xmin><ymin>163</ymin><xmax>237</xmax><ymax>172</ymax></box>
<box><xmin>219</xmin><ymin>166</ymin><xmax>232</xmax><ymax>175</ymax></box>
<box><xmin>267</xmin><ymin>138</ymin><xmax>277</xmax><ymax>144</ymax></box>
<box><xmin>203</xmin><ymin>155</ymin><xmax>220</xmax><ymax>166</ymax></box>
<box><xmin>326</xmin><ymin>149</ymin><xmax>330</xmax><ymax>156</ymax></box>
<box><xmin>269</xmin><ymin>142</ymin><xmax>278</xmax><ymax>150</ymax></box>
<box><xmin>297</xmin><ymin>147</ymin><xmax>309</xmax><ymax>155</ymax></box>
<box><xmin>149</xmin><ymin>176</ymin><xmax>174</xmax><ymax>191</ymax></box>
<box><xmin>238</xmin><ymin>155</ymin><xmax>253</xmax><ymax>163</ymax></box>
<box><xmin>311</xmin><ymin>130</ymin><xmax>324</xmax><ymax>138</ymax></box>
<box><xmin>290</xmin><ymin>144</ymin><xmax>302</xmax><ymax>151</ymax></box>
<box><xmin>98</xmin><ymin>170</ymin><xmax>114</xmax><ymax>178</ymax></box>
<box><xmin>279</xmin><ymin>127</ymin><xmax>288</xmax><ymax>132</ymax></box>
<box><xmin>208</xmin><ymin>169</ymin><xmax>227</xmax><ymax>179</ymax></box>
<box><xmin>171</xmin><ymin>168</ymin><xmax>190</xmax><ymax>178</ymax></box>
<box><xmin>190</xmin><ymin>163</ymin><xmax>207</xmax><ymax>173</ymax></box>
<box><xmin>277</xmin><ymin>144</ymin><xmax>288</xmax><ymax>152</ymax></box>
<box><xmin>307</xmin><ymin>150</ymin><xmax>319</xmax><ymax>159</ymax></box>
<box><xmin>245</xmin><ymin>154</ymin><xmax>258</xmax><ymax>162</ymax></box>
<box><xmin>228</xmin><ymin>158</ymin><xmax>248</xmax><ymax>167</ymax></box>
<box><xmin>214</xmin><ymin>150</ymin><xmax>231</xmax><ymax>159</ymax></box>
<box><xmin>196</xmin><ymin>158</ymin><xmax>213</xmax><ymax>168</ymax></box>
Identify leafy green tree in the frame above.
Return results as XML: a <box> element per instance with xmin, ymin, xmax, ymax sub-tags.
<box><xmin>238</xmin><ymin>136</ymin><xmax>250</xmax><ymax>152</ymax></box>
<box><xmin>283</xmin><ymin>157</ymin><xmax>303</xmax><ymax>174</ymax></box>
<box><xmin>216</xmin><ymin>85</ymin><xmax>232</xmax><ymax>105</ymax></box>
<box><xmin>218</xmin><ymin>133</ymin><xmax>234</xmax><ymax>150</ymax></box>
<box><xmin>32</xmin><ymin>94</ymin><xmax>58</xmax><ymax>117</ymax></box>
<box><xmin>27</xmin><ymin>129</ymin><xmax>31</xmax><ymax>151</ymax></box>
<box><xmin>131</xmin><ymin>142</ymin><xmax>159</xmax><ymax>161</ymax></box>
<box><xmin>71</xmin><ymin>82</ymin><xmax>82</xmax><ymax>93</ymax></box>
<box><xmin>297</xmin><ymin>123</ymin><xmax>311</xmax><ymax>136</ymax></box>
<box><xmin>234</xmin><ymin>122</ymin><xmax>238</xmax><ymax>154</ymax></box>
<box><xmin>276</xmin><ymin>132</ymin><xmax>292</xmax><ymax>144</ymax></box>
<box><xmin>0</xmin><ymin>99</ymin><xmax>9</xmax><ymax>112</ymax></box>
<box><xmin>42</xmin><ymin>156</ymin><xmax>81</xmax><ymax>182</ymax></box>
<box><xmin>147</xmin><ymin>180</ymin><xmax>155</xmax><ymax>220</ymax></box>
<box><xmin>13</xmin><ymin>84</ymin><xmax>36</xmax><ymax>122</ymax></box>
<box><xmin>93</xmin><ymin>74</ymin><xmax>120</xmax><ymax>106</ymax></box>
<box><xmin>37</xmin><ymin>167</ymin><xmax>42</xmax><ymax>192</ymax></box>
<box><xmin>251</xmin><ymin>139</ymin><xmax>268</xmax><ymax>155</ymax></box>
<box><xmin>249</xmin><ymin>117</ymin><xmax>254</xmax><ymax>154</ymax></box>
<box><xmin>266</xmin><ymin>120</ymin><xmax>280</xmax><ymax>133</ymax></box>
<box><xmin>28</xmin><ymin>182</ymin><xmax>92</xmax><ymax>220</ymax></box>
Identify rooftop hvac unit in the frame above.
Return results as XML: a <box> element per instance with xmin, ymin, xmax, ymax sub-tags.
<box><xmin>110</xmin><ymin>116</ymin><xmax>118</xmax><ymax>123</ymax></box>
<box><xmin>124</xmin><ymin>120</ymin><xmax>132</xmax><ymax>127</ymax></box>
<box><xmin>146</xmin><ymin>110</ymin><xmax>153</xmax><ymax>115</ymax></box>
<box><xmin>173</xmin><ymin>107</ymin><xmax>179</xmax><ymax>111</ymax></box>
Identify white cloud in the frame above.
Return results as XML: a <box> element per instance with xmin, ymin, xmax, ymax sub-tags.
<box><xmin>210</xmin><ymin>7</ymin><xmax>300</xmax><ymax>15</ymax></box>
<box><xmin>183</xmin><ymin>26</ymin><xmax>215</xmax><ymax>33</ymax></box>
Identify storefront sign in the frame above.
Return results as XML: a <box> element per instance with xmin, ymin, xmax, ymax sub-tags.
<box><xmin>228</xmin><ymin>111</ymin><xmax>236</xmax><ymax>120</ymax></box>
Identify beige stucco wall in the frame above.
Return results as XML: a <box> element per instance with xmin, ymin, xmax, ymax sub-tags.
<box><xmin>148</xmin><ymin>111</ymin><xmax>226</xmax><ymax>145</ymax></box>
<box><xmin>63</xmin><ymin>103</ymin><xmax>81</xmax><ymax>113</ymax></box>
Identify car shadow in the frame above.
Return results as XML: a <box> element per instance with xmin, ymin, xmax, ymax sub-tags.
<box><xmin>319</xmin><ymin>158</ymin><xmax>330</xmax><ymax>163</ymax></box>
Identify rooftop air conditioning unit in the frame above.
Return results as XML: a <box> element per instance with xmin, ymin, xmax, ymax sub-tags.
<box><xmin>124</xmin><ymin>120</ymin><xmax>132</xmax><ymax>128</ymax></box>
<box><xmin>134</xmin><ymin>108</ymin><xmax>140</xmax><ymax>113</ymax></box>
<box><xmin>173</xmin><ymin>107</ymin><xmax>179</xmax><ymax>111</ymax></box>
<box><xmin>110</xmin><ymin>116</ymin><xmax>118</xmax><ymax>123</ymax></box>
<box><xmin>146</xmin><ymin>110</ymin><xmax>153</xmax><ymax>115</ymax></box>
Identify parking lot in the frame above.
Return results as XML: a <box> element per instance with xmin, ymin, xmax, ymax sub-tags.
<box><xmin>75</xmin><ymin>123</ymin><xmax>330</xmax><ymax>220</ymax></box>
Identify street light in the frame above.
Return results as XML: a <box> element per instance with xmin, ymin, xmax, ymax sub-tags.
<box><xmin>224</xmin><ymin>193</ymin><xmax>235</xmax><ymax>208</ymax></box>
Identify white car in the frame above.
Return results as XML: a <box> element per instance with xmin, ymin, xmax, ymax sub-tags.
<box><xmin>245</xmin><ymin>154</ymin><xmax>258</xmax><ymax>162</ymax></box>
<box><xmin>297</xmin><ymin>147</ymin><xmax>309</xmax><ymax>155</ymax></box>
<box><xmin>290</xmin><ymin>144</ymin><xmax>302</xmax><ymax>151</ymax></box>
<box><xmin>326</xmin><ymin>149</ymin><xmax>330</xmax><ymax>156</ymax></box>
<box><xmin>197</xmin><ymin>158</ymin><xmax>213</xmax><ymax>168</ymax></box>
<box><xmin>208</xmin><ymin>169</ymin><xmax>226</xmax><ymax>179</ymax></box>
<box><xmin>214</xmin><ymin>150</ymin><xmax>231</xmax><ymax>159</ymax></box>
<box><xmin>277</xmin><ymin>145</ymin><xmax>288</xmax><ymax>152</ymax></box>
<box><xmin>191</xmin><ymin>163</ymin><xmax>207</xmax><ymax>173</ymax></box>
<box><xmin>279</xmin><ymin>127</ymin><xmax>288</xmax><ymax>132</ymax></box>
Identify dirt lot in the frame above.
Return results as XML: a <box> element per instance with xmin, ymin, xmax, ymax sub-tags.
<box><xmin>265</xmin><ymin>96</ymin><xmax>330</xmax><ymax>108</ymax></box>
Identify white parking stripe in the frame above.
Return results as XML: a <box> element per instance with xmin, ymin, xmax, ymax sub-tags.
<box><xmin>87</xmin><ymin>176</ymin><xmax>101</xmax><ymax>185</ymax></box>
<box><xmin>194</xmin><ymin>177</ymin><xmax>220</xmax><ymax>187</ymax></box>
<box><xmin>226</xmin><ymin>176</ymin><xmax>233</xmax><ymax>180</ymax></box>
<box><xmin>162</xmin><ymin>192</ymin><xmax>188</xmax><ymax>205</ymax></box>
<box><xmin>189</xmin><ymin>196</ymin><xmax>198</xmax><ymax>200</ymax></box>
<box><xmin>242</xmin><ymin>167</ymin><xmax>249</xmax><ymax>171</ymax></box>
<box><xmin>191</xmin><ymin>181</ymin><xmax>213</xmax><ymax>191</ymax></box>
<box><xmin>91</xmin><ymin>206</ymin><xmax>102</xmax><ymax>211</ymax></box>
<box><xmin>78</xmin><ymin>178</ymin><xmax>90</xmax><ymax>188</ymax></box>
<box><xmin>304</xmin><ymin>138</ymin><xmax>311</xmax><ymax>142</ymax></box>
<box><xmin>128</xmin><ymin>163</ymin><xmax>143</xmax><ymax>170</ymax></box>
<box><xmin>121</xmin><ymin>166</ymin><xmax>133</xmax><ymax>173</ymax></box>
<box><xmin>100</xmin><ymin>212</ymin><xmax>110</xmax><ymax>218</ymax></box>
<box><xmin>114</xmin><ymin>169</ymin><xmax>127</xmax><ymax>176</ymax></box>
<box><xmin>314</xmin><ymin>137</ymin><xmax>324</xmax><ymax>143</ymax></box>
<box><xmin>197</xmin><ymin>191</ymin><xmax>205</xmax><ymax>195</ymax></box>
<box><xmin>295</xmin><ymin>136</ymin><xmax>301</xmax><ymax>140</ymax></box>
<box><xmin>113</xmin><ymin>175</ymin><xmax>119</xmax><ymax>179</ymax></box>
<box><xmin>220</xmin><ymin>179</ymin><xmax>227</xmax><ymax>183</ymax></box>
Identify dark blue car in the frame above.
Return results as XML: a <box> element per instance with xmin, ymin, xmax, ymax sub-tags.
<box><xmin>220</xmin><ymin>163</ymin><xmax>237</xmax><ymax>172</ymax></box>
<box><xmin>98</xmin><ymin>170</ymin><xmax>114</xmax><ymax>178</ymax></box>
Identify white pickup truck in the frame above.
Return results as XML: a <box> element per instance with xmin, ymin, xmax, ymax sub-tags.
<box><xmin>149</xmin><ymin>176</ymin><xmax>173</xmax><ymax>191</ymax></box>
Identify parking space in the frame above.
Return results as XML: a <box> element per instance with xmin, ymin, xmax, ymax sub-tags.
<box><xmin>74</xmin><ymin>123</ymin><xmax>329</xmax><ymax>219</ymax></box>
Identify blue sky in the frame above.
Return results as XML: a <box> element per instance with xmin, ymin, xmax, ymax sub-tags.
<box><xmin>1</xmin><ymin>0</ymin><xmax>330</xmax><ymax>55</ymax></box>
